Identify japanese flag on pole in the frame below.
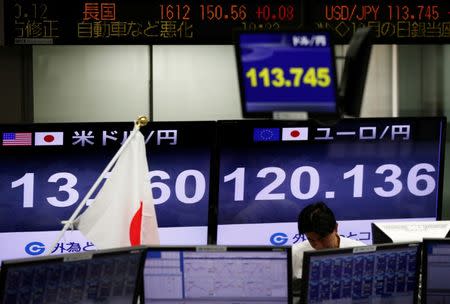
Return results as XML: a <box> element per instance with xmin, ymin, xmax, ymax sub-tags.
<box><xmin>77</xmin><ymin>130</ymin><xmax>159</xmax><ymax>249</ymax></box>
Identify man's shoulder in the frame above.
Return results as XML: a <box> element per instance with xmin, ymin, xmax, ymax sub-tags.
<box><xmin>292</xmin><ymin>240</ymin><xmax>314</xmax><ymax>252</ymax></box>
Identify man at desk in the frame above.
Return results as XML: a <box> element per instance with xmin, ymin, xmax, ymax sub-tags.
<box><xmin>292</xmin><ymin>201</ymin><xmax>365</xmax><ymax>279</ymax></box>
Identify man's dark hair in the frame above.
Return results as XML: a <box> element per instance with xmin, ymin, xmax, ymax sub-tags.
<box><xmin>298</xmin><ymin>202</ymin><xmax>337</xmax><ymax>237</ymax></box>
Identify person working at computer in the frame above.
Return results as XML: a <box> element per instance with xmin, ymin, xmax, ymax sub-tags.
<box><xmin>292</xmin><ymin>201</ymin><xmax>365</xmax><ymax>279</ymax></box>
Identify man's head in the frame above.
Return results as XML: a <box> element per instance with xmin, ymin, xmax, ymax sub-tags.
<box><xmin>297</xmin><ymin>202</ymin><xmax>339</xmax><ymax>250</ymax></box>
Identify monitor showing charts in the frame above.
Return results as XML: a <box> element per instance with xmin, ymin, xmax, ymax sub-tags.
<box><xmin>0</xmin><ymin>121</ymin><xmax>215</xmax><ymax>263</ymax></box>
<box><xmin>422</xmin><ymin>238</ymin><xmax>450</xmax><ymax>304</ymax></box>
<box><xmin>214</xmin><ymin>117</ymin><xmax>446</xmax><ymax>246</ymax></box>
<box><xmin>0</xmin><ymin>246</ymin><xmax>146</xmax><ymax>304</ymax></box>
<box><xmin>301</xmin><ymin>243</ymin><xmax>421</xmax><ymax>304</ymax></box>
<box><xmin>142</xmin><ymin>246</ymin><xmax>292</xmax><ymax>303</ymax></box>
<box><xmin>235</xmin><ymin>31</ymin><xmax>338</xmax><ymax>117</ymax></box>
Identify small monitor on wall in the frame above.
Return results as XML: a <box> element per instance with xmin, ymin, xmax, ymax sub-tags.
<box><xmin>235</xmin><ymin>31</ymin><xmax>339</xmax><ymax>118</ymax></box>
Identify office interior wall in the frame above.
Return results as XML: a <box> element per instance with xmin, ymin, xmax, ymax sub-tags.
<box><xmin>33</xmin><ymin>45</ymin><xmax>150</xmax><ymax>122</ymax></box>
<box><xmin>152</xmin><ymin>45</ymin><xmax>242</xmax><ymax>121</ymax></box>
<box><xmin>397</xmin><ymin>45</ymin><xmax>450</xmax><ymax>219</ymax></box>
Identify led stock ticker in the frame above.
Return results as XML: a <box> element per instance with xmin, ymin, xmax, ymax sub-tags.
<box><xmin>304</xmin><ymin>0</ymin><xmax>450</xmax><ymax>43</ymax></box>
<box><xmin>6</xmin><ymin>0</ymin><xmax>303</xmax><ymax>44</ymax></box>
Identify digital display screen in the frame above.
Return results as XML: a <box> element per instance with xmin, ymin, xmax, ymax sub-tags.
<box><xmin>303</xmin><ymin>0</ymin><xmax>450</xmax><ymax>44</ymax></box>
<box><xmin>0</xmin><ymin>122</ymin><xmax>214</xmax><ymax>262</ymax></box>
<box><xmin>4</xmin><ymin>0</ymin><xmax>303</xmax><ymax>45</ymax></box>
<box><xmin>0</xmin><ymin>247</ymin><xmax>144</xmax><ymax>304</ymax></box>
<box><xmin>215</xmin><ymin>117</ymin><xmax>446</xmax><ymax>246</ymax></box>
<box><xmin>236</xmin><ymin>31</ymin><xmax>338</xmax><ymax>117</ymax></box>
<box><xmin>301</xmin><ymin>243</ymin><xmax>421</xmax><ymax>303</ymax></box>
<box><xmin>143</xmin><ymin>247</ymin><xmax>291</xmax><ymax>303</ymax></box>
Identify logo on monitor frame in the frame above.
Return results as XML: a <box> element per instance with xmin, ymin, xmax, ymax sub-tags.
<box><xmin>270</xmin><ymin>232</ymin><xmax>289</xmax><ymax>246</ymax></box>
<box><xmin>25</xmin><ymin>241</ymin><xmax>46</xmax><ymax>256</ymax></box>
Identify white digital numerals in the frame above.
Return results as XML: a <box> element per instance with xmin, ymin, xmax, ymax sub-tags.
<box><xmin>12</xmin><ymin>170</ymin><xmax>206</xmax><ymax>208</ymax></box>
<box><xmin>223</xmin><ymin>163</ymin><xmax>436</xmax><ymax>201</ymax></box>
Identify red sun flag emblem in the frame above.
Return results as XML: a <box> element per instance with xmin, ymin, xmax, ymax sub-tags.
<box><xmin>129</xmin><ymin>201</ymin><xmax>143</xmax><ymax>246</ymax></box>
<box><xmin>290</xmin><ymin>130</ymin><xmax>300</xmax><ymax>138</ymax></box>
<box><xmin>43</xmin><ymin>135</ymin><xmax>55</xmax><ymax>143</ymax></box>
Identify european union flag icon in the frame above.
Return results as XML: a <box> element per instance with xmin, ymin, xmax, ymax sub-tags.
<box><xmin>253</xmin><ymin>128</ymin><xmax>280</xmax><ymax>142</ymax></box>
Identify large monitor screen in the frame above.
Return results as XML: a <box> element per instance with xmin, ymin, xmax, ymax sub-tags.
<box><xmin>422</xmin><ymin>238</ymin><xmax>450</xmax><ymax>304</ymax></box>
<box><xmin>0</xmin><ymin>122</ymin><xmax>215</xmax><ymax>263</ymax></box>
<box><xmin>0</xmin><ymin>246</ymin><xmax>146</xmax><ymax>304</ymax></box>
<box><xmin>235</xmin><ymin>31</ymin><xmax>338</xmax><ymax>117</ymax></box>
<box><xmin>300</xmin><ymin>242</ymin><xmax>421</xmax><ymax>303</ymax></box>
<box><xmin>215</xmin><ymin>117</ymin><xmax>446</xmax><ymax>246</ymax></box>
<box><xmin>142</xmin><ymin>246</ymin><xmax>292</xmax><ymax>303</ymax></box>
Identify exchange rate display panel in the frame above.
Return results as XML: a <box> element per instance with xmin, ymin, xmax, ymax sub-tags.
<box><xmin>215</xmin><ymin>117</ymin><xmax>446</xmax><ymax>246</ymax></box>
<box><xmin>0</xmin><ymin>121</ymin><xmax>215</xmax><ymax>263</ymax></box>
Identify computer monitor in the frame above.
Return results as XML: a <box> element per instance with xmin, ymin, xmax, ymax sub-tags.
<box><xmin>142</xmin><ymin>246</ymin><xmax>292</xmax><ymax>303</ymax></box>
<box><xmin>235</xmin><ymin>31</ymin><xmax>339</xmax><ymax>118</ymax></box>
<box><xmin>421</xmin><ymin>238</ymin><xmax>450</xmax><ymax>304</ymax></box>
<box><xmin>338</xmin><ymin>27</ymin><xmax>373</xmax><ymax>117</ymax></box>
<box><xmin>372</xmin><ymin>221</ymin><xmax>450</xmax><ymax>244</ymax></box>
<box><xmin>0</xmin><ymin>121</ymin><xmax>215</xmax><ymax>263</ymax></box>
<box><xmin>301</xmin><ymin>242</ymin><xmax>421</xmax><ymax>303</ymax></box>
<box><xmin>0</xmin><ymin>246</ymin><xmax>146</xmax><ymax>304</ymax></box>
<box><xmin>214</xmin><ymin>117</ymin><xmax>446</xmax><ymax>246</ymax></box>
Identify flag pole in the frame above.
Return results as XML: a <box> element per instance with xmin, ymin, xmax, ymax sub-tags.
<box><xmin>44</xmin><ymin>116</ymin><xmax>149</xmax><ymax>256</ymax></box>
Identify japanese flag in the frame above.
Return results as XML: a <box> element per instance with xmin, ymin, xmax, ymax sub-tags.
<box><xmin>76</xmin><ymin>130</ymin><xmax>159</xmax><ymax>249</ymax></box>
<box><xmin>282</xmin><ymin>127</ymin><xmax>308</xmax><ymax>141</ymax></box>
<box><xmin>35</xmin><ymin>132</ymin><xmax>64</xmax><ymax>146</ymax></box>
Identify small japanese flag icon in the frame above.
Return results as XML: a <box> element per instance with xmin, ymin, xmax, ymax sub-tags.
<box><xmin>35</xmin><ymin>132</ymin><xmax>64</xmax><ymax>146</ymax></box>
<box><xmin>282</xmin><ymin>128</ymin><xmax>308</xmax><ymax>141</ymax></box>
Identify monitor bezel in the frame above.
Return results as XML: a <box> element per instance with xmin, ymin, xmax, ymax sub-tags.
<box><xmin>300</xmin><ymin>242</ymin><xmax>422</xmax><ymax>304</ymax></box>
<box><xmin>213</xmin><ymin>116</ymin><xmax>446</xmax><ymax>245</ymax></box>
<box><xmin>421</xmin><ymin>238</ymin><xmax>450</xmax><ymax>304</ymax></box>
<box><xmin>234</xmin><ymin>29</ymin><xmax>340</xmax><ymax>118</ymax></box>
<box><xmin>0</xmin><ymin>245</ymin><xmax>147</xmax><ymax>304</ymax></box>
<box><xmin>141</xmin><ymin>245</ymin><xmax>293</xmax><ymax>304</ymax></box>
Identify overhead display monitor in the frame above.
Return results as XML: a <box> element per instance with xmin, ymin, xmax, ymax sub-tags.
<box><xmin>235</xmin><ymin>31</ymin><xmax>338</xmax><ymax>117</ymax></box>
<box><xmin>0</xmin><ymin>246</ymin><xmax>146</xmax><ymax>304</ymax></box>
<box><xmin>300</xmin><ymin>243</ymin><xmax>421</xmax><ymax>303</ymax></box>
<box><xmin>142</xmin><ymin>246</ymin><xmax>292</xmax><ymax>303</ymax></box>
<box><xmin>214</xmin><ymin>117</ymin><xmax>446</xmax><ymax>246</ymax></box>
<box><xmin>0</xmin><ymin>121</ymin><xmax>215</xmax><ymax>263</ymax></box>
<box><xmin>422</xmin><ymin>238</ymin><xmax>450</xmax><ymax>303</ymax></box>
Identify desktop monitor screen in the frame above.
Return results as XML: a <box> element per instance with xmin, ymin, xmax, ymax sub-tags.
<box><xmin>214</xmin><ymin>117</ymin><xmax>446</xmax><ymax>246</ymax></box>
<box><xmin>142</xmin><ymin>246</ymin><xmax>292</xmax><ymax>303</ymax></box>
<box><xmin>422</xmin><ymin>238</ymin><xmax>450</xmax><ymax>303</ymax></box>
<box><xmin>235</xmin><ymin>31</ymin><xmax>338</xmax><ymax>117</ymax></box>
<box><xmin>301</xmin><ymin>242</ymin><xmax>421</xmax><ymax>304</ymax></box>
<box><xmin>0</xmin><ymin>121</ymin><xmax>215</xmax><ymax>263</ymax></box>
<box><xmin>0</xmin><ymin>246</ymin><xmax>146</xmax><ymax>304</ymax></box>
